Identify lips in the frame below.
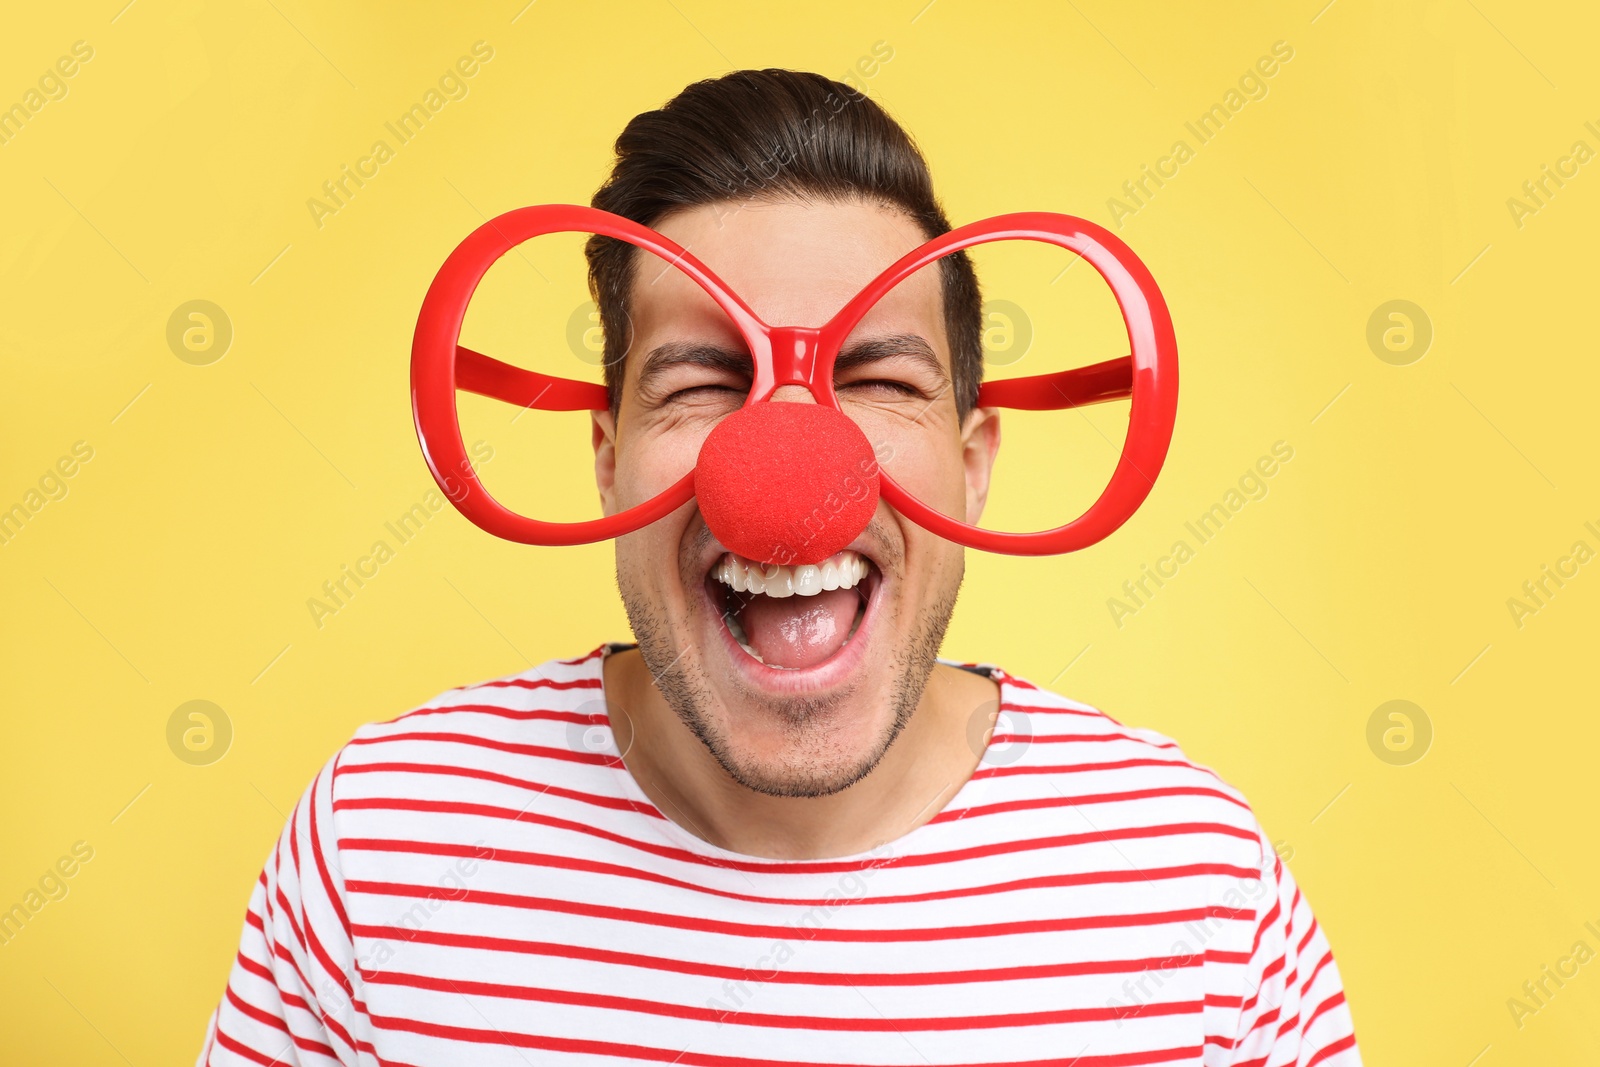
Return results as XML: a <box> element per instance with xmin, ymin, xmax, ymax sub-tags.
<box><xmin>706</xmin><ymin>549</ymin><xmax>879</xmax><ymax>671</ymax></box>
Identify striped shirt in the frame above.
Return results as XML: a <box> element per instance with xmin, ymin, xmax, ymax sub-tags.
<box><xmin>196</xmin><ymin>643</ymin><xmax>1360</xmax><ymax>1066</ymax></box>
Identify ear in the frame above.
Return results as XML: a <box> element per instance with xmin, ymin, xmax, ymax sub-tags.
<box><xmin>960</xmin><ymin>405</ymin><xmax>1001</xmax><ymax>525</ymax></box>
<box><xmin>592</xmin><ymin>407</ymin><xmax>618</xmax><ymax>516</ymax></box>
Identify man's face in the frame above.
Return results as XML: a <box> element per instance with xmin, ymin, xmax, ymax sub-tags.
<box><xmin>592</xmin><ymin>197</ymin><xmax>999</xmax><ymax>798</ymax></box>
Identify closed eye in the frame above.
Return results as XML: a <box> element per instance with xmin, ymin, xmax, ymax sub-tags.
<box><xmin>839</xmin><ymin>378</ymin><xmax>922</xmax><ymax>397</ymax></box>
<box><xmin>664</xmin><ymin>383</ymin><xmax>745</xmax><ymax>404</ymax></box>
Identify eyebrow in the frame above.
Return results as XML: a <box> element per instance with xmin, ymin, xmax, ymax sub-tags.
<box><xmin>635</xmin><ymin>341</ymin><xmax>749</xmax><ymax>395</ymax></box>
<box><xmin>834</xmin><ymin>334</ymin><xmax>947</xmax><ymax>384</ymax></box>
<box><xmin>634</xmin><ymin>333</ymin><xmax>948</xmax><ymax>395</ymax></box>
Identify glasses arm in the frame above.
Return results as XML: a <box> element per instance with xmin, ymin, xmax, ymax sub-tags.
<box><xmin>973</xmin><ymin>354</ymin><xmax>1132</xmax><ymax>411</ymax></box>
<box><xmin>455</xmin><ymin>345</ymin><xmax>609</xmax><ymax>412</ymax></box>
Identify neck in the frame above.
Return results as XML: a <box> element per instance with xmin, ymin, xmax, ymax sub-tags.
<box><xmin>602</xmin><ymin>648</ymin><xmax>1000</xmax><ymax>860</ymax></box>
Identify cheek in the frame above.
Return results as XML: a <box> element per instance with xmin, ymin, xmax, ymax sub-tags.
<box><xmin>613</xmin><ymin>428</ymin><xmax>703</xmax><ymax>508</ymax></box>
<box><xmin>615</xmin><ymin>510</ymin><xmax>696</xmax><ymax>613</ymax></box>
<box><xmin>876</xmin><ymin>423</ymin><xmax>970</xmax><ymax>517</ymax></box>
<box><xmin>892</xmin><ymin>499</ymin><xmax>967</xmax><ymax>614</ymax></box>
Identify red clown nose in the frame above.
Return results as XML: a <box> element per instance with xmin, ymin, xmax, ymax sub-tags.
<box><xmin>694</xmin><ymin>402</ymin><xmax>880</xmax><ymax>566</ymax></box>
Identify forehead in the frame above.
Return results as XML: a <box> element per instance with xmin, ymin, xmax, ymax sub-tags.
<box><xmin>629</xmin><ymin>197</ymin><xmax>944</xmax><ymax>338</ymax></box>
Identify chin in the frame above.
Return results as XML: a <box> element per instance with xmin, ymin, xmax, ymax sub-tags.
<box><xmin>700</xmin><ymin>675</ymin><xmax>909</xmax><ymax>798</ymax></box>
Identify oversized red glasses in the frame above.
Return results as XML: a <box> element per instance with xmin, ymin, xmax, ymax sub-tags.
<box><xmin>411</xmin><ymin>204</ymin><xmax>1177</xmax><ymax>558</ymax></box>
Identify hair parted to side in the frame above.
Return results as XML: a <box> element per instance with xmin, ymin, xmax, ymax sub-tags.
<box><xmin>583</xmin><ymin>68</ymin><xmax>982</xmax><ymax>420</ymax></box>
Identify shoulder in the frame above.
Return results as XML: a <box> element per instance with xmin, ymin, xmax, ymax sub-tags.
<box><xmin>976</xmin><ymin>664</ymin><xmax>1276</xmax><ymax>866</ymax></box>
<box><xmin>351</xmin><ymin>644</ymin><xmax>606</xmax><ymax>740</ymax></box>
<box><xmin>324</xmin><ymin>644</ymin><xmax>616</xmax><ymax>810</ymax></box>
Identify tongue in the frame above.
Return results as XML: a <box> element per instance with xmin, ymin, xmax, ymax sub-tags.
<box><xmin>738</xmin><ymin>588</ymin><xmax>860</xmax><ymax>669</ymax></box>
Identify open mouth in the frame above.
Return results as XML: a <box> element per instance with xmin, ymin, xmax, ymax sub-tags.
<box><xmin>706</xmin><ymin>549</ymin><xmax>880</xmax><ymax>671</ymax></box>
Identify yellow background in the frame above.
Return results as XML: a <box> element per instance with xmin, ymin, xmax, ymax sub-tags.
<box><xmin>2</xmin><ymin>1</ymin><xmax>1596</xmax><ymax>1063</ymax></box>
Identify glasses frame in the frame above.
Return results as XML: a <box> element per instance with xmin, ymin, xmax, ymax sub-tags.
<box><xmin>411</xmin><ymin>204</ymin><xmax>1177</xmax><ymax>556</ymax></box>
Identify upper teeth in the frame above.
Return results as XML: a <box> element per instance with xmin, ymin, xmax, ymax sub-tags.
<box><xmin>713</xmin><ymin>550</ymin><xmax>869</xmax><ymax>598</ymax></box>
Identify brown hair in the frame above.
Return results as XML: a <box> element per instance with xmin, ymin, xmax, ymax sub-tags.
<box><xmin>584</xmin><ymin>68</ymin><xmax>982</xmax><ymax>419</ymax></box>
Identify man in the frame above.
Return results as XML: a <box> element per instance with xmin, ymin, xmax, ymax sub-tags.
<box><xmin>198</xmin><ymin>69</ymin><xmax>1360</xmax><ymax>1065</ymax></box>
